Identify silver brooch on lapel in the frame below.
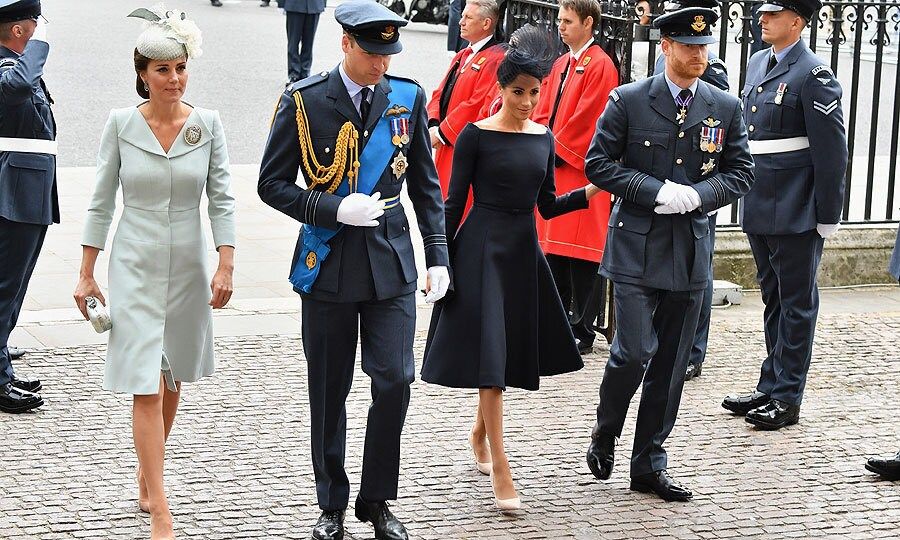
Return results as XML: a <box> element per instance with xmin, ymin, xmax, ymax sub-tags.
<box><xmin>184</xmin><ymin>124</ymin><xmax>202</xmax><ymax>145</ymax></box>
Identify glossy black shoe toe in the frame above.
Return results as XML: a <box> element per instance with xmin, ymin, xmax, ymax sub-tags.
<box><xmin>0</xmin><ymin>383</ymin><xmax>43</xmax><ymax>414</ymax></box>
<box><xmin>210</xmin><ymin>0</ymin><xmax>223</xmax><ymax>6</ymax></box>
<box><xmin>10</xmin><ymin>376</ymin><xmax>41</xmax><ymax>393</ymax></box>
<box><xmin>722</xmin><ymin>390</ymin><xmax>770</xmax><ymax>415</ymax></box>
<box><xmin>576</xmin><ymin>338</ymin><xmax>593</xmax><ymax>355</ymax></box>
<box><xmin>630</xmin><ymin>470</ymin><xmax>692</xmax><ymax>502</ymax></box>
<box><xmin>865</xmin><ymin>452</ymin><xmax>900</xmax><ymax>481</ymax></box>
<box><xmin>312</xmin><ymin>509</ymin><xmax>344</xmax><ymax>540</ymax></box>
<box><xmin>745</xmin><ymin>399</ymin><xmax>800</xmax><ymax>430</ymax></box>
<box><xmin>684</xmin><ymin>363</ymin><xmax>702</xmax><ymax>381</ymax></box>
<box><xmin>354</xmin><ymin>496</ymin><xmax>408</xmax><ymax>540</ymax></box>
<box><xmin>586</xmin><ymin>431</ymin><xmax>615</xmax><ymax>481</ymax></box>
<box><xmin>8</xmin><ymin>346</ymin><xmax>26</xmax><ymax>359</ymax></box>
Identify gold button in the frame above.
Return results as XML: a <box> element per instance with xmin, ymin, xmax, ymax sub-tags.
<box><xmin>324</xmin><ymin>147</ymin><xmax>330</xmax><ymax>154</ymax></box>
<box><xmin>757</xmin><ymin>86</ymin><xmax>763</xmax><ymax>93</ymax></box>
<box><xmin>676</xmin><ymin>158</ymin><xmax>683</xmax><ymax>165</ymax></box>
<box><xmin>364</xmin><ymin>130</ymin><xmax>369</xmax><ymax>137</ymax></box>
<box><xmin>678</xmin><ymin>132</ymin><xmax>685</xmax><ymax>138</ymax></box>
<box><xmin>749</xmin><ymin>125</ymin><xmax>755</xmax><ymax>132</ymax></box>
<box><xmin>751</xmin><ymin>105</ymin><xmax>757</xmax><ymax>113</ymax></box>
<box><xmin>644</xmin><ymin>140</ymin><xmax>651</xmax><ymax>147</ymax></box>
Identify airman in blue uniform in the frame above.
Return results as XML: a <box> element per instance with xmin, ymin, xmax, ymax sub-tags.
<box><xmin>0</xmin><ymin>0</ymin><xmax>54</xmax><ymax>415</ymax></box>
<box><xmin>583</xmin><ymin>6</ymin><xmax>754</xmax><ymax>502</ymax></box>
<box><xmin>258</xmin><ymin>2</ymin><xmax>448</xmax><ymax>538</ymax></box>
<box><xmin>723</xmin><ymin>0</ymin><xmax>848</xmax><ymax>431</ymax></box>
<box><xmin>653</xmin><ymin>0</ymin><xmax>729</xmax><ymax>382</ymax></box>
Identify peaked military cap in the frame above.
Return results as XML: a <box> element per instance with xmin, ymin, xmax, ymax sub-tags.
<box><xmin>0</xmin><ymin>0</ymin><xmax>40</xmax><ymax>23</ymax></box>
<box><xmin>653</xmin><ymin>7</ymin><xmax>718</xmax><ymax>45</ymax></box>
<box><xmin>335</xmin><ymin>0</ymin><xmax>408</xmax><ymax>55</ymax></box>
<box><xmin>758</xmin><ymin>0</ymin><xmax>822</xmax><ymax>21</ymax></box>
<box><xmin>663</xmin><ymin>0</ymin><xmax>719</xmax><ymax>12</ymax></box>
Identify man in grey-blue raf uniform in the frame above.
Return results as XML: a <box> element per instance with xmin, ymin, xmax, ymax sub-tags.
<box><xmin>258</xmin><ymin>1</ymin><xmax>449</xmax><ymax>539</ymax></box>
<box><xmin>583</xmin><ymin>6</ymin><xmax>754</xmax><ymax>502</ymax></box>
<box><xmin>722</xmin><ymin>0</ymin><xmax>848</xmax><ymax>431</ymax></box>
<box><xmin>284</xmin><ymin>0</ymin><xmax>326</xmax><ymax>84</ymax></box>
<box><xmin>0</xmin><ymin>0</ymin><xmax>53</xmax><ymax>415</ymax></box>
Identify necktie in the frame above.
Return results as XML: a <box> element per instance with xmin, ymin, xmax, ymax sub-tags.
<box><xmin>549</xmin><ymin>56</ymin><xmax>578</xmax><ymax>130</ymax></box>
<box><xmin>766</xmin><ymin>54</ymin><xmax>778</xmax><ymax>74</ymax></box>
<box><xmin>359</xmin><ymin>87</ymin><xmax>371</xmax><ymax>125</ymax></box>
<box><xmin>459</xmin><ymin>46</ymin><xmax>473</xmax><ymax>71</ymax></box>
<box><xmin>675</xmin><ymin>88</ymin><xmax>693</xmax><ymax>125</ymax></box>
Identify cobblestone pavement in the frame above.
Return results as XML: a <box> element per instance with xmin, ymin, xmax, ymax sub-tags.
<box><xmin>2</xmin><ymin>303</ymin><xmax>900</xmax><ymax>540</ymax></box>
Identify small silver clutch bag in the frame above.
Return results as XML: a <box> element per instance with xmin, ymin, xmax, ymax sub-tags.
<box><xmin>85</xmin><ymin>296</ymin><xmax>112</xmax><ymax>333</ymax></box>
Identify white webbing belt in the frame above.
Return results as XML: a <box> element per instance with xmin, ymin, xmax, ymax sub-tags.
<box><xmin>0</xmin><ymin>137</ymin><xmax>58</xmax><ymax>155</ymax></box>
<box><xmin>748</xmin><ymin>136</ymin><xmax>810</xmax><ymax>155</ymax></box>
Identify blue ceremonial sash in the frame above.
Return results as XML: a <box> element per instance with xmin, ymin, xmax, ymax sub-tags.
<box><xmin>289</xmin><ymin>78</ymin><xmax>418</xmax><ymax>293</ymax></box>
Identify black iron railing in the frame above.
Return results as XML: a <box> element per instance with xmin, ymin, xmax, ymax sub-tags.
<box><xmin>499</xmin><ymin>0</ymin><xmax>900</xmax><ymax>225</ymax></box>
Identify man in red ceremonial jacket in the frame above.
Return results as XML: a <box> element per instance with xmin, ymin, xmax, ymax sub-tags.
<box><xmin>533</xmin><ymin>0</ymin><xmax>619</xmax><ymax>354</ymax></box>
<box><xmin>427</xmin><ymin>0</ymin><xmax>505</xmax><ymax>196</ymax></box>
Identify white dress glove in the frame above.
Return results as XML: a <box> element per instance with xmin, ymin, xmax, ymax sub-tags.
<box><xmin>655</xmin><ymin>181</ymin><xmax>701</xmax><ymax>214</ymax></box>
<box><xmin>31</xmin><ymin>17</ymin><xmax>47</xmax><ymax>43</ymax></box>
<box><xmin>816</xmin><ymin>223</ymin><xmax>840</xmax><ymax>239</ymax></box>
<box><xmin>425</xmin><ymin>266</ymin><xmax>450</xmax><ymax>304</ymax></box>
<box><xmin>335</xmin><ymin>192</ymin><xmax>385</xmax><ymax>227</ymax></box>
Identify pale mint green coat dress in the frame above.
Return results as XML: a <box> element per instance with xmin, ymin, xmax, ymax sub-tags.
<box><xmin>82</xmin><ymin>106</ymin><xmax>236</xmax><ymax>395</ymax></box>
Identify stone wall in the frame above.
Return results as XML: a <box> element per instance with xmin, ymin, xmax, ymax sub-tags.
<box><xmin>714</xmin><ymin>225</ymin><xmax>899</xmax><ymax>288</ymax></box>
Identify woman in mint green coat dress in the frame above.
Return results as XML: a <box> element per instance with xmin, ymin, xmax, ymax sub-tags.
<box><xmin>72</xmin><ymin>7</ymin><xmax>234</xmax><ymax>539</ymax></box>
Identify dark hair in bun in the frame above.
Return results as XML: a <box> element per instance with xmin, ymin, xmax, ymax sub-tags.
<box><xmin>497</xmin><ymin>25</ymin><xmax>557</xmax><ymax>87</ymax></box>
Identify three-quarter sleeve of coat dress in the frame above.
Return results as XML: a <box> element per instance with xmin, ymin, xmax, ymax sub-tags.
<box><xmin>82</xmin><ymin>111</ymin><xmax>121</xmax><ymax>250</ymax></box>
<box><xmin>206</xmin><ymin>110</ymin><xmax>236</xmax><ymax>249</ymax></box>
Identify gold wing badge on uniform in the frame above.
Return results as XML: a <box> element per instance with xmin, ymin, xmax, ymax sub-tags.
<box><xmin>385</xmin><ymin>105</ymin><xmax>411</xmax><ymax>118</ymax></box>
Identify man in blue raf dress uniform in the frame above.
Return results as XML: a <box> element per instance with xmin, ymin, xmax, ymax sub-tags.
<box><xmin>723</xmin><ymin>0</ymin><xmax>848</xmax><ymax>431</ymax></box>
<box><xmin>0</xmin><ymin>0</ymin><xmax>54</xmax><ymax>415</ymax></box>
<box><xmin>258</xmin><ymin>1</ymin><xmax>450</xmax><ymax>539</ymax></box>
<box><xmin>653</xmin><ymin>0</ymin><xmax>728</xmax><ymax>384</ymax></box>
<box><xmin>864</xmin><ymin>227</ymin><xmax>900</xmax><ymax>481</ymax></box>
<box><xmin>583</xmin><ymin>6</ymin><xmax>754</xmax><ymax>502</ymax></box>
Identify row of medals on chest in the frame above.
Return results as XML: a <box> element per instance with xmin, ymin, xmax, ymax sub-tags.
<box><xmin>672</xmin><ymin>113</ymin><xmax>723</xmax><ymax>176</ymax></box>
<box><xmin>322</xmin><ymin>109</ymin><xmax>410</xmax><ymax>180</ymax></box>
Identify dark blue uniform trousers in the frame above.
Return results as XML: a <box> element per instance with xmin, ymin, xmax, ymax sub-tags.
<box><xmin>747</xmin><ymin>230</ymin><xmax>824</xmax><ymax>405</ymax></box>
<box><xmin>0</xmin><ymin>218</ymin><xmax>47</xmax><ymax>386</ymax></box>
<box><xmin>447</xmin><ymin>0</ymin><xmax>466</xmax><ymax>52</ymax></box>
<box><xmin>301</xmin><ymin>293</ymin><xmax>416</xmax><ymax>511</ymax></box>
<box><xmin>286</xmin><ymin>12</ymin><xmax>320</xmax><ymax>82</ymax></box>
<box><xmin>689</xmin><ymin>212</ymin><xmax>717</xmax><ymax>367</ymax></box>
<box><xmin>595</xmin><ymin>282</ymin><xmax>702</xmax><ymax>476</ymax></box>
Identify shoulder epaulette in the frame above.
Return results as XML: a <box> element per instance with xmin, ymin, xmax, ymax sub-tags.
<box><xmin>288</xmin><ymin>71</ymin><xmax>329</xmax><ymax>93</ymax></box>
<box><xmin>0</xmin><ymin>58</ymin><xmax>18</xmax><ymax>69</ymax></box>
<box><xmin>385</xmin><ymin>74</ymin><xmax>422</xmax><ymax>89</ymax></box>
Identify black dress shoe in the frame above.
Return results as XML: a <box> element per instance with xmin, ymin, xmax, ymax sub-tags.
<box><xmin>312</xmin><ymin>509</ymin><xmax>344</xmax><ymax>540</ymax></box>
<box><xmin>586</xmin><ymin>431</ymin><xmax>615</xmax><ymax>480</ymax></box>
<box><xmin>865</xmin><ymin>451</ymin><xmax>900</xmax><ymax>481</ymax></box>
<box><xmin>684</xmin><ymin>363</ymin><xmax>702</xmax><ymax>381</ymax></box>
<box><xmin>630</xmin><ymin>470</ymin><xmax>692</xmax><ymax>502</ymax></box>
<box><xmin>210</xmin><ymin>0</ymin><xmax>223</xmax><ymax>6</ymax></box>
<box><xmin>575</xmin><ymin>338</ymin><xmax>593</xmax><ymax>355</ymax></box>
<box><xmin>10</xmin><ymin>376</ymin><xmax>41</xmax><ymax>393</ymax></box>
<box><xmin>0</xmin><ymin>383</ymin><xmax>43</xmax><ymax>414</ymax></box>
<box><xmin>354</xmin><ymin>496</ymin><xmax>408</xmax><ymax>540</ymax></box>
<box><xmin>722</xmin><ymin>390</ymin><xmax>770</xmax><ymax>415</ymax></box>
<box><xmin>745</xmin><ymin>399</ymin><xmax>800</xmax><ymax>430</ymax></box>
<box><xmin>8</xmin><ymin>346</ymin><xmax>26</xmax><ymax>359</ymax></box>
<box><xmin>259</xmin><ymin>0</ymin><xmax>271</xmax><ymax>5</ymax></box>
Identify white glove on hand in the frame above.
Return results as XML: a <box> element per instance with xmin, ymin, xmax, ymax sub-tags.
<box><xmin>816</xmin><ymin>223</ymin><xmax>840</xmax><ymax>239</ymax></box>
<box><xmin>655</xmin><ymin>181</ymin><xmax>680</xmax><ymax>206</ymax></box>
<box><xmin>425</xmin><ymin>266</ymin><xmax>450</xmax><ymax>303</ymax></box>
<box><xmin>336</xmin><ymin>192</ymin><xmax>385</xmax><ymax>227</ymax></box>
<box><xmin>655</xmin><ymin>181</ymin><xmax>699</xmax><ymax>214</ymax></box>
<box><xmin>31</xmin><ymin>17</ymin><xmax>47</xmax><ymax>43</ymax></box>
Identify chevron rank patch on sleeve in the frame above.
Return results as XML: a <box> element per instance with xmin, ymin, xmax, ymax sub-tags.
<box><xmin>813</xmin><ymin>99</ymin><xmax>839</xmax><ymax>115</ymax></box>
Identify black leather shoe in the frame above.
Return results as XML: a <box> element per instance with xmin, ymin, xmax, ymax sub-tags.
<box><xmin>865</xmin><ymin>451</ymin><xmax>900</xmax><ymax>481</ymax></box>
<box><xmin>576</xmin><ymin>338</ymin><xmax>593</xmax><ymax>355</ymax></box>
<box><xmin>354</xmin><ymin>496</ymin><xmax>408</xmax><ymax>540</ymax></box>
<box><xmin>210</xmin><ymin>0</ymin><xmax>223</xmax><ymax>6</ymax></box>
<box><xmin>8</xmin><ymin>346</ymin><xmax>26</xmax><ymax>359</ymax></box>
<box><xmin>259</xmin><ymin>0</ymin><xmax>271</xmax><ymax>5</ymax></box>
<box><xmin>586</xmin><ymin>431</ymin><xmax>615</xmax><ymax>480</ymax></box>
<box><xmin>0</xmin><ymin>383</ymin><xmax>43</xmax><ymax>413</ymax></box>
<box><xmin>684</xmin><ymin>363</ymin><xmax>702</xmax><ymax>381</ymax></box>
<box><xmin>722</xmin><ymin>390</ymin><xmax>769</xmax><ymax>415</ymax></box>
<box><xmin>745</xmin><ymin>399</ymin><xmax>800</xmax><ymax>430</ymax></box>
<box><xmin>312</xmin><ymin>509</ymin><xmax>344</xmax><ymax>540</ymax></box>
<box><xmin>10</xmin><ymin>376</ymin><xmax>41</xmax><ymax>393</ymax></box>
<box><xmin>630</xmin><ymin>470</ymin><xmax>692</xmax><ymax>501</ymax></box>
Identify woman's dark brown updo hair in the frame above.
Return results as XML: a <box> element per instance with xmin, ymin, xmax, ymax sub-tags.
<box><xmin>134</xmin><ymin>49</ymin><xmax>151</xmax><ymax>99</ymax></box>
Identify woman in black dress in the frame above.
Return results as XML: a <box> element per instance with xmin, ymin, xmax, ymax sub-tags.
<box><xmin>421</xmin><ymin>27</ymin><xmax>605</xmax><ymax>511</ymax></box>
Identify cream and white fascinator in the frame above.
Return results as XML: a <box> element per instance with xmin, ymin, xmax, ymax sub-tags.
<box><xmin>128</xmin><ymin>4</ymin><xmax>203</xmax><ymax>60</ymax></box>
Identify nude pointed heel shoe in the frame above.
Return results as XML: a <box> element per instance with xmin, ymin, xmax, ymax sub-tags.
<box><xmin>490</xmin><ymin>473</ymin><xmax>521</xmax><ymax>511</ymax></box>
<box><xmin>470</xmin><ymin>437</ymin><xmax>491</xmax><ymax>475</ymax></box>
